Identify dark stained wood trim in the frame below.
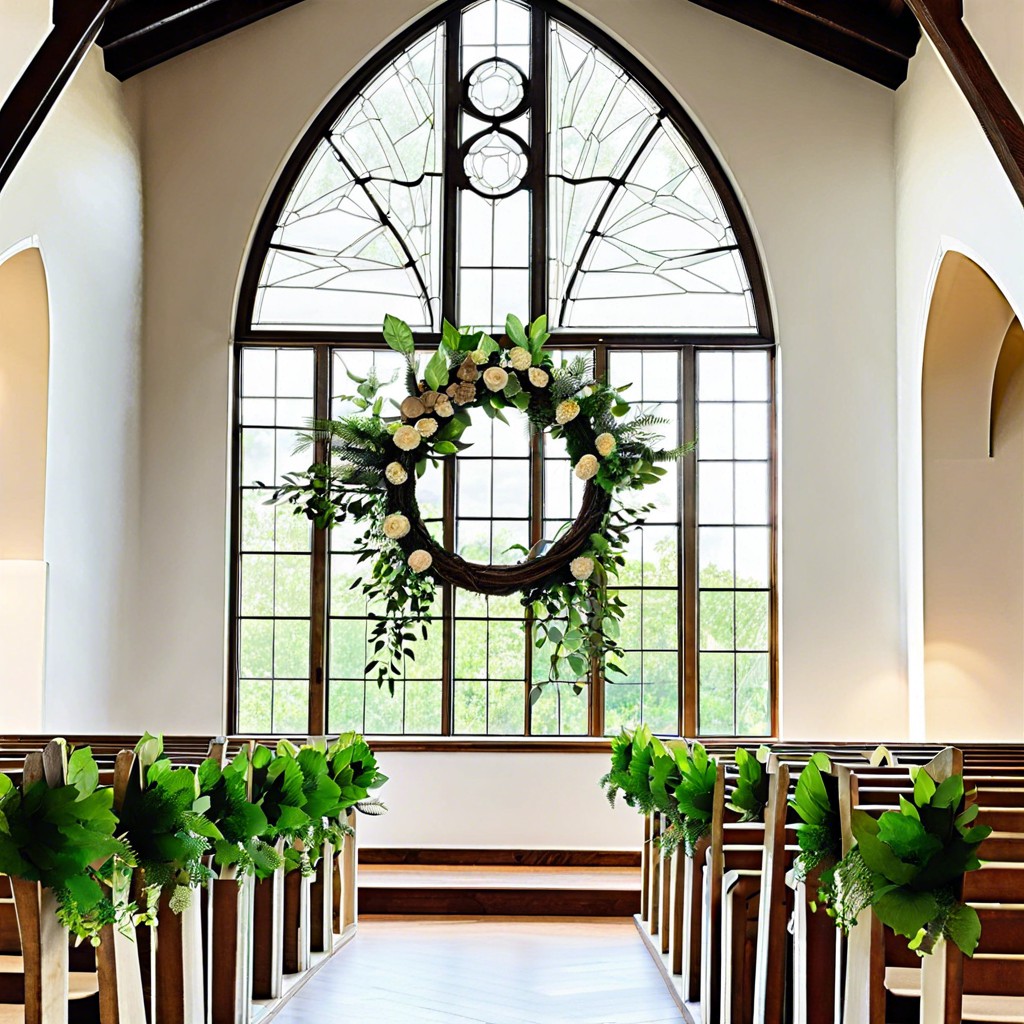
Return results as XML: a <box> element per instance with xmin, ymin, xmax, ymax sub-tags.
<box><xmin>359</xmin><ymin>848</ymin><xmax>641</xmax><ymax>867</ymax></box>
<box><xmin>365</xmin><ymin>737</ymin><xmax>616</xmax><ymax>753</ymax></box>
<box><xmin>359</xmin><ymin>885</ymin><xmax>640</xmax><ymax>917</ymax></box>
<box><xmin>769</xmin><ymin>0</ymin><xmax>919</xmax><ymax>59</ymax></box>
<box><xmin>99</xmin><ymin>0</ymin><xmax>307</xmax><ymax>81</ymax></box>
<box><xmin>685</xmin><ymin>0</ymin><xmax>914</xmax><ymax>88</ymax></box>
<box><xmin>0</xmin><ymin>0</ymin><xmax>116</xmax><ymax>196</ymax></box>
<box><xmin>904</xmin><ymin>0</ymin><xmax>1024</xmax><ymax>206</ymax></box>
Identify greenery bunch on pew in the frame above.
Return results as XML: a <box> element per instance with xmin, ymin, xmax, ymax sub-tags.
<box><xmin>600</xmin><ymin>727</ymin><xmax>718</xmax><ymax>858</ymax></box>
<box><xmin>726</xmin><ymin>745</ymin><xmax>771</xmax><ymax>822</ymax></box>
<box><xmin>119</xmin><ymin>734</ymin><xmax>221</xmax><ymax>914</ymax></box>
<box><xmin>831</xmin><ymin>767</ymin><xmax>991</xmax><ymax>956</ymax></box>
<box><xmin>789</xmin><ymin>753</ymin><xmax>844</xmax><ymax>910</ymax></box>
<box><xmin>0</xmin><ymin>744</ymin><xmax>137</xmax><ymax>945</ymax></box>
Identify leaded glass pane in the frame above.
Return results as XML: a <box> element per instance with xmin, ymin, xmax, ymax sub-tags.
<box><xmin>548</xmin><ymin>20</ymin><xmax>755</xmax><ymax>331</ymax></box>
<box><xmin>253</xmin><ymin>28</ymin><xmax>444</xmax><ymax>331</ymax></box>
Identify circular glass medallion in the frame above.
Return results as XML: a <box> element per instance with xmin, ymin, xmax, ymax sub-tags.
<box><xmin>466</xmin><ymin>58</ymin><xmax>526</xmax><ymax>120</ymax></box>
<box><xmin>463</xmin><ymin>130</ymin><xmax>529</xmax><ymax>197</ymax></box>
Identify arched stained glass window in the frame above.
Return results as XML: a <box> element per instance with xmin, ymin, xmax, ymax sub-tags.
<box><xmin>234</xmin><ymin>0</ymin><xmax>775</xmax><ymax>742</ymax></box>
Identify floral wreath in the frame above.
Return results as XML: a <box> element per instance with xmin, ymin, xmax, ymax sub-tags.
<box><xmin>274</xmin><ymin>314</ymin><xmax>686</xmax><ymax>702</ymax></box>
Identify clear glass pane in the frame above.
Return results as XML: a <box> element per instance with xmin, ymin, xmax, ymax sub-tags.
<box><xmin>700</xmin><ymin>591</ymin><xmax>734</xmax><ymax>652</ymax></box>
<box><xmin>698</xmin><ymin>652</ymin><xmax>735</xmax><ymax>734</ymax></box>
<box><xmin>272</xmin><ymin>680</ymin><xmax>308</xmax><ymax>733</ymax></box>
<box><xmin>735</xmin><ymin>591</ymin><xmax>769</xmax><ymax>651</ymax></box>
<box><xmin>238</xmin><ymin>679</ymin><xmax>272</xmax><ymax>732</ymax></box>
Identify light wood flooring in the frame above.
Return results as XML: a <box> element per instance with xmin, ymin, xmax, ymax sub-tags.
<box><xmin>269</xmin><ymin>916</ymin><xmax>683</xmax><ymax>1024</ymax></box>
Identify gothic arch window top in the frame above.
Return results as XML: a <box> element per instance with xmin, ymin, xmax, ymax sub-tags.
<box><xmin>240</xmin><ymin>0</ymin><xmax>768</xmax><ymax>339</ymax></box>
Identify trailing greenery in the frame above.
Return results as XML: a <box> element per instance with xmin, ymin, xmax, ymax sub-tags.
<box><xmin>0</xmin><ymin>744</ymin><xmax>134</xmax><ymax>945</ymax></box>
<box><xmin>326</xmin><ymin>732</ymin><xmax>389</xmax><ymax>813</ymax></box>
<box><xmin>832</xmin><ymin>768</ymin><xmax>990</xmax><ymax>956</ymax></box>
<box><xmin>196</xmin><ymin>757</ymin><xmax>283</xmax><ymax>879</ymax></box>
<box><xmin>271</xmin><ymin>313</ymin><xmax>688</xmax><ymax>699</ymax></box>
<box><xmin>118</xmin><ymin>734</ymin><xmax>219</xmax><ymax>913</ymax></box>
<box><xmin>727</xmin><ymin>746</ymin><xmax>771</xmax><ymax>822</ymax></box>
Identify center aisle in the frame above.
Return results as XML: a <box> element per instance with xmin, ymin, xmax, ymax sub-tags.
<box><xmin>270</xmin><ymin>917</ymin><xmax>682</xmax><ymax>1024</ymax></box>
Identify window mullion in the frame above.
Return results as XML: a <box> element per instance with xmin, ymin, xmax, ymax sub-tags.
<box><xmin>308</xmin><ymin>345</ymin><xmax>331</xmax><ymax>735</ymax></box>
<box><xmin>682</xmin><ymin>345</ymin><xmax>698</xmax><ymax>737</ymax></box>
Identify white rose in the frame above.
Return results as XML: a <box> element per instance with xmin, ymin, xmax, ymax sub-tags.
<box><xmin>383</xmin><ymin>513</ymin><xmax>411</xmax><ymax>540</ymax></box>
<box><xmin>482</xmin><ymin>366</ymin><xmax>509</xmax><ymax>392</ymax></box>
<box><xmin>595</xmin><ymin>433</ymin><xmax>617</xmax><ymax>457</ymax></box>
<box><xmin>415</xmin><ymin>417</ymin><xmax>438</xmax><ymax>437</ymax></box>
<box><xmin>393</xmin><ymin>425</ymin><xmax>421</xmax><ymax>451</ymax></box>
<box><xmin>575</xmin><ymin>454</ymin><xmax>599</xmax><ymax>480</ymax></box>
<box><xmin>385</xmin><ymin>462</ymin><xmax>408</xmax><ymax>485</ymax></box>
<box><xmin>434</xmin><ymin>395</ymin><xmax>454</xmax><ymax>417</ymax></box>
<box><xmin>556</xmin><ymin>399</ymin><xmax>580</xmax><ymax>424</ymax></box>
<box><xmin>528</xmin><ymin>367</ymin><xmax>549</xmax><ymax>388</ymax></box>
<box><xmin>570</xmin><ymin>556</ymin><xmax>595</xmax><ymax>581</ymax></box>
<box><xmin>470</xmin><ymin>349</ymin><xmax>489</xmax><ymax>365</ymax></box>
<box><xmin>508</xmin><ymin>347</ymin><xmax>532</xmax><ymax>371</ymax></box>
<box><xmin>408</xmin><ymin>549</ymin><xmax>433</xmax><ymax>573</ymax></box>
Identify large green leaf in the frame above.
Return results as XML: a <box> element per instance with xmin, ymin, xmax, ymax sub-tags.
<box><xmin>383</xmin><ymin>314</ymin><xmax>414</xmax><ymax>354</ymax></box>
<box><xmin>872</xmin><ymin>888</ymin><xmax>940</xmax><ymax>940</ymax></box>
<box><xmin>876</xmin><ymin>811</ymin><xmax>942</xmax><ymax>863</ymax></box>
<box><xmin>424</xmin><ymin>348</ymin><xmax>449</xmax><ymax>391</ymax></box>
<box><xmin>944</xmin><ymin>903</ymin><xmax>982</xmax><ymax>956</ymax></box>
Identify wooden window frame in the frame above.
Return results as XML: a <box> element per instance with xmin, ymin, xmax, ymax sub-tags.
<box><xmin>228</xmin><ymin>0</ymin><xmax>777</xmax><ymax>742</ymax></box>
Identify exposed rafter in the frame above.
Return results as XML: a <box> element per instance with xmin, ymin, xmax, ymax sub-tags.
<box><xmin>99</xmin><ymin>0</ymin><xmax>306</xmax><ymax>81</ymax></box>
<box><xmin>685</xmin><ymin>0</ymin><xmax>919</xmax><ymax>89</ymax></box>
<box><xmin>904</xmin><ymin>0</ymin><xmax>1024</xmax><ymax>205</ymax></box>
<box><xmin>0</xmin><ymin>0</ymin><xmax>116</xmax><ymax>195</ymax></box>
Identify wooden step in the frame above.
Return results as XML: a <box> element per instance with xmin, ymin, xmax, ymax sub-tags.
<box><xmin>358</xmin><ymin>864</ymin><xmax>641</xmax><ymax>917</ymax></box>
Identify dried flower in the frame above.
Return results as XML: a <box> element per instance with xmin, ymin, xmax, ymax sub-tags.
<box><xmin>595</xmin><ymin>433</ymin><xmax>617</xmax><ymax>457</ymax></box>
<box><xmin>508</xmin><ymin>347</ymin><xmax>532</xmax><ymax>371</ymax></box>
<box><xmin>400</xmin><ymin>395</ymin><xmax>426</xmax><ymax>420</ymax></box>
<box><xmin>434</xmin><ymin>395</ymin><xmax>454</xmax><ymax>417</ymax></box>
<box><xmin>420</xmin><ymin>391</ymin><xmax>441</xmax><ymax>411</ymax></box>
<box><xmin>393</xmin><ymin>425</ymin><xmax>421</xmax><ymax>451</ymax></box>
<box><xmin>447</xmin><ymin>381</ymin><xmax>476</xmax><ymax>405</ymax></box>
<box><xmin>470</xmin><ymin>349</ymin><xmax>489</xmax><ymax>365</ymax></box>
<box><xmin>482</xmin><ymin>366</ymin><xmax>509</xmax><ymax>392</ymax></box>
<box><xmin>383</xmin><ymin>513</ymin><xmax>411</xmax><ymax>540</ymax></box>
<box><xmin>385</xmin><ymin>462</ymin><xmax>408</xmax><ymax>485</ymax></box>
<box><xmin>457</xmin><ymin>355</ymin><xmax>479</xmax><ymax>381</ymax></box>
<box><xmin>408</xmin><ymin>549</ymin><xmax>433</xmax><ymax>573</ymax></box>
<box><xmin>570</xmin><ymin>556</ymin><xmax>595</xmax><ymax>581</ymax></box>
<box><xmin>415</xmin><ymin>417</ymin><xmax>438</xmax><ymax>437</ymax></box>
<box><xmin>528</xmin><ymin>367</ymin><xmax>549</xmax><ymax>388</ymax></box>
<box><xmin>556</xmin><ymin>399</ymin><xmax>580</xmax><ymax>425</ymax></box>
<box><xmin>575</xmin><ymin>454</ymin><xmax>599</xmax><ymax>480</ymax></box>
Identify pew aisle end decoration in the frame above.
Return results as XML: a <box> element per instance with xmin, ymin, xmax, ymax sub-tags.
<box><xmin>600</xmin><ymin>726</ymin><xmax>718</xmax><ymax>857</ymax></box>
<box><xmin>727</xmin><ymin>744</ymin><xmax>771</xmax><ymax>822</ymax></box>
<box><xmin>271</xmin><ymin>313</ymin><xmax>688</xmax><ymax>702</ymax></box>
<box><xmin>0</xmin><ymin>742</ymin><xmax>135</xmax><ymax>945</ymax></box>
<box><xmin>831</xmin><ymin>766</ymin><xmax>991</xmax><ymax>957</ymax></box>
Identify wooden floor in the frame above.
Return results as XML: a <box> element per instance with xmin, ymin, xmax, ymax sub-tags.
<box><xmin>269</xmin><ymin>916</ymin><xmax>683</xmax><ymax>1024</ymax></box>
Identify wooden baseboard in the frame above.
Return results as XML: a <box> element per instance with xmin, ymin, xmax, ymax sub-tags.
<box><xmin>359</xmin><ymin>848</ymin><xmax>641</xmax><ymax>868</ymax></box>
<box><xmin>360</xmin><ymin>887</ymin><xmax>640</xmax><ymax>917</ymax></box>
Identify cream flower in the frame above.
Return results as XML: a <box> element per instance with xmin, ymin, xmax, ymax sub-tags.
<box><xmin>575</xmin><ymin>454</ymin><xmax>599</xmax><ymax>480</ymax></box>
<box><xmin>385</xmin><ymin>462</ymin><xmax>408</xmax><ymax>485</ymax></box>
<box><xmin>595</xmin><ymin>432</ymin><xmax>617</xmax><ymax>458</ymax></box>
<box><xmin>383</xmin><ymin>513</ymin><xmax>411</xmax><ymax>540</ymax></box>
<box><xmin>434</xmin><ymin>395</ymin><xmax>454</xmax><ymax>418</ymax></box>
<box><xmin>482</xmin><ymin>366</ymin><xmax>509</xmax><ymax>392</ymax></box>
<box><xmin>528</xmin><ymin>367</ymin><xmax>549</xmax><ymax>388</ymax></box>
<box><xmin>570</xmin><ymin>556</ymin><xmax>595</xmax><ymax>581</ymax></box>
<box><xmin>470</xmin><ymin>349</ymin><xmax>489</xmax><ymax>365</ymax></box>
<box><xmin>508</xmin><ymin>347</ymin><xmax>532</xmax><ymax>371</ymax></box>
<box><xmin>408</xmin><ymin>549</ymin><xmax>433</xmax><ymax>573</ymax></box>
<box><xmin>415</xmin><ymin>417</ymin><xmax>438</xmax><ymax>437</ymax></box>
<box><xmin>556</xmin><ymin>399</ymin><xmax>580</xmax><ymax>425</ymax></box>
<box><xmin>393</xmin><ymin>425</ymin><xmax>421</xmax><ymax>451</ymax></box>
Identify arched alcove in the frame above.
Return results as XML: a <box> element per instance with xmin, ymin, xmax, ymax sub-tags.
<box><xmin>0</xmin><ymin>242</ymin><xmax>49</xmax><ymax>731</ymax></box>
<box><xmin>0</xmin><ymin>243</ymin><xmax>49</xmax><ymax>557</ymax></box>
<box><xmin>922</xmin><ymin>250</ymin><xmax>1023</xmax><ymax>739</ymax></box>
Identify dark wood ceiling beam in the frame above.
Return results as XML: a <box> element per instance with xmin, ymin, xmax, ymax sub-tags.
<box><xmin>100</xmin><ymin>0</ymin><xmax>306</xmax><ymax>80</ymax></box>
<box><xmin>905</xmin><ymin>0</ymin><xmax>1024</xmax><ymax>204</ymax></box>
<box><xmin>686</xmin><ymin>0</ymin><xmax>912</xmax><ymax>88</ymax></box>
<box><xmin>0</xmin><ymin>0</ymin><xmax>116</xmax><ymax>196</ymax></box>
<box><xmin>768</xmin><ymin>0</ymin><xmax>919</xmax><ymax>59</ymax></box>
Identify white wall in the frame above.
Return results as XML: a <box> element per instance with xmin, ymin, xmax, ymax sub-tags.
<box><xmin>0</xmin><ymin>47</ymin><xmax>143</xmax><ymax>732</ymax></box>
<box><xmin>118</xmin><ymin>0</ymin><xmax>905</xmax><ymax>844</ymax></box>
<box><xmin>0</xmin><ymin>0</ymin><xmax>51</xmax><ymax>107</ymax></box>
<box><xmin>895</xmin><ymin>30</ymin><xmax>1024</xmax><ymax>741</ymax></box>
